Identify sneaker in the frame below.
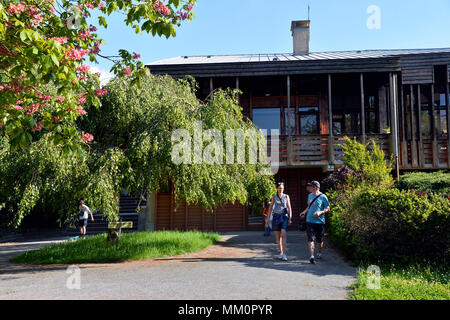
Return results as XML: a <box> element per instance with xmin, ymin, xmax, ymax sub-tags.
<box><xmin>282</xmin><ymin>254</ymin><xmax>288</xmax><ymax>261</ymax></box>
<box><xmin>309</xmin><ymin>256</ymin><xmax>315</xmax><ymax>264</ymax></box>
<box><xmin>316</xmin><ymin>253</ymin><xmax>322</xmax><ymax>260</ymax></box>
<box><xmin>277</xmin><ymin>254</ymin><xmax>283</xmax><ymax>260</ymax></box>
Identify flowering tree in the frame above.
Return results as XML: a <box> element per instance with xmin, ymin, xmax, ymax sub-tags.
<box><xmin>0</xmin><ymin>0</ymin><xmax>195</xmax><ymax>152</ymax></box>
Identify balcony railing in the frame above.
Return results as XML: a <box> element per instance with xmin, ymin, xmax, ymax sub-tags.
<box><xmin>264</xmin><ymin>133</ymin><xmax>449</xmax><ymax>169</ymax></box>
<box><xmin>265</xmin><ymin>134</ymin><xmax>391</xmax><ymax>167</ymax></box>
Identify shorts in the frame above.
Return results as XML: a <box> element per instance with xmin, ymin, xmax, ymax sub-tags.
<box><xmin>272</xmin><ymin>214</ymin><xmax>289</xmax><ymax>231</ymax></box>
<box><xmin>306</xmin><ymin>222</ymin><xmax>325</xmax><ymax>243</ymax></box>
<box><xmin>78</xmin><ymin>218</ymin><xmax>88</xmax><ymax>228</ymax></box>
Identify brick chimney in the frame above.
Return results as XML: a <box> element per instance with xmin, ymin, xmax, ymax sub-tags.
<box><xmin>291</xmin><ymin>20</ymin><xmax>310</xmax><ymax>54</ymax></box>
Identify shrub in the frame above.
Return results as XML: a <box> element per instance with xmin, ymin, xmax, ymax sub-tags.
<box><xmin>398</xmin><ymin>171</ymin><xmax>450</xmax><ymax>198</ymax></box>
<box><xmin>328</xmin><ymin>186</ymin><xmax>450</xmax><ymax>266</ymax></box>
<box><xmin>341</xmin><ymin>137</ymin><xmax>394</xmax><ymax>188</ymax></box>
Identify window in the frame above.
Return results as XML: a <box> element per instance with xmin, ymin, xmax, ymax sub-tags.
<box><xmin>434</xmin><ymin>93</ymin><xmax>448</xmax><ymax>137</ymax></box>
<box><xmin>298</xmin><ymin>107</ymin><xmax>319</xmax><ymax>135</ymax></box>
<box><xmin>433</xmin><ymin>65</ymin><xmax>448</xmax><ymax>138</ymax></box>
<box><xmin>365</xmin><ymin>95</ymin><xmax>378</xmax><ymax>134</ymax></box>
<box><xmin>252</xmin><ymin>108</ymin><xmax>281</xmax><ymax>133</ymax></box>
<box><xmin>332</xmin><ymin>112</ymin><xmax>360</xmax><ymax>135</ymax></box>
<box><xmin>420</xmin><ymin>85</ymin><xmax>432</xmax><ymax>139</ymax></box>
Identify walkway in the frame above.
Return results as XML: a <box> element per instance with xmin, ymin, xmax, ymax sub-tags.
<box><xmin>0</xmin><ymin>231</ymin><xmax>356</xmax><ymax>300</ymax></box>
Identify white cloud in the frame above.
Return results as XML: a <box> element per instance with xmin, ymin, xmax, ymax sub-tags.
<box><xmin>88</xmin><ymin>65</ymin><xmax>114</xmax><ymax>86</ymax></box>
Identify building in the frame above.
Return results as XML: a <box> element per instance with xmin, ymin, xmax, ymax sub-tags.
<box><xmin>139</xmin><ymin>20</ymin><xmax>450</xmax><ymax>232</ymax></box>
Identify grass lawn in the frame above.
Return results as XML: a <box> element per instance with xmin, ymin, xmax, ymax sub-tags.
<box><xmin>12</xmin><ymin>231</ymin><xmax>220</xmax><ymax>264</ymax></box>
<box><xmin>351</xmin><ymin>264</ymin><xmax>450</xmax><ymax>300</ymax></box>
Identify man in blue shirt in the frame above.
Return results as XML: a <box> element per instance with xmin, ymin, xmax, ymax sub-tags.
<box><xmin>299</xmin><ymin>181</ymin><xmax>330</xmax><ymax>264</ymax></box>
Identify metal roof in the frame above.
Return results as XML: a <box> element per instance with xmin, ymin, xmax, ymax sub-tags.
<box><xmin>148</xmin><ymin>48</ymin><xmax>450</xmax><ymax>66</ymax></box>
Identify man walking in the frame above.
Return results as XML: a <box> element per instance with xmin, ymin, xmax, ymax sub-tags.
<box><xmin>299</xmin><ymin>181</ymin><xmax>330</xmax><ymax>264</ymax></box>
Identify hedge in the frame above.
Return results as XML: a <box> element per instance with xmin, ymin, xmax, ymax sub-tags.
<box><xmin>327</xmin><ymin>187</ymin><xmax>450</xmax><ymax>266</ymax></box>
<box><xmin>398</xmin><ymin>171</ymin><xmax>450</xmax><ymax>197</ymax></box>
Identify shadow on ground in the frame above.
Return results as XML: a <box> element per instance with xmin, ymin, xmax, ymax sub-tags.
<box><xmin>154</xmin><ymin>231</ymin><xmax>357</xmax><ymax>279</ymax></box>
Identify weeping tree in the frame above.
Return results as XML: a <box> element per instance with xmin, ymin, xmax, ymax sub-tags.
<box><xmin>0</xmin><ymin>74</ymin><xmax>275</xmax><ymax>229</ymax></box>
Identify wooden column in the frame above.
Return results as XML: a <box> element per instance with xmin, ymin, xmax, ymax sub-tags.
<box><xmin>249</xmin><ymin>86</ymin><xmax>253</xmax><ymax>120</ymax></box>
<box><xmin>328</xmin><ymin>74</ymin><xmax>334</xmax><ymax>164</ymax></box>
<box><xmin>209</xmin><ymin>77</ymin><xmax>214</xmax><ymax>93</ymax></box>
<box><xmin>287</xmin><ymin>75</ymin><xmax>292</xmax><ymax>135</ymax></box>
<box><xmin>431</xmin><ymin>84</ymin><xmax>439</xmax><ymax>167</ymax></box>
<box><xmin>390</xmin><ymin>73</ymin><xmax>400</xmax><ymax>181</ymax></box>
<box><xmin>360</xmin><ymin>73</ymin><xmax>366</xmax><ymax>144</ymax></box>
<box><xmin>417</xmin><ymin>85</ymin><xmax>424</xmax><ymax>167</ymax></box>
<box><xmin>410</xmin><ymin>84</ymin><xmax>418</xmax><ymax>167</ymax></box>
<box><xmin>236</xmin><ymin>77</ymin><xmax>240</xmax><ymax>103</ymax></box>
<box><xmin>287</xmin><ymin>75</ymin><xmax>293</xmax><ymax>165</ymax></box>
<box><xmin>400</xmin><ymin>84</ymin><xmax>409</xmax><ymax>168</ymax></box>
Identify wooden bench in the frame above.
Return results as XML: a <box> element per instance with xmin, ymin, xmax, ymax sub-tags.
<box><xmin>107</xmin><ymin>220</ymin><xmax>133</xmax><ymax>245</ymax></box>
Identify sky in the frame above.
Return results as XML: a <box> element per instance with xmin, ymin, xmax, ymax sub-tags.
<box><xmin>88</xmin><ymin>0</ymin><xmax>450</xmax><ymax>81</ymax></box>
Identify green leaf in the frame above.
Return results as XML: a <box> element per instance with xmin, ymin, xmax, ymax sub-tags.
<box><xmin>50</xmin><ymin>54</ymin><xmax>60</xmax><ymax>67</ymax></box>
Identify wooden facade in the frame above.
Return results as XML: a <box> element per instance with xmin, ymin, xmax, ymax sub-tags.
<box><xmin>148</xmin><ymin>49</ymin><xmax>450</xmax><ymax>231</ymax></box>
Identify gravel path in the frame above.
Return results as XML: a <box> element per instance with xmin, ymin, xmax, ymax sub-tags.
<box><xmin>0</xmin><ymin>231</ymin><xmax>356</xmax><ymax>300</ymax></box>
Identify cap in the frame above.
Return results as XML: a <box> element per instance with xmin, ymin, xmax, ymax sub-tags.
<box><xmin>307</xmin><ymin>181</ymin><xmax>320</xmax><ymax>189</ymax></box>
<box><xmin>276</xmin><ymin>181</ymin><xmax>285</xmax><ymax>187</ymax></box>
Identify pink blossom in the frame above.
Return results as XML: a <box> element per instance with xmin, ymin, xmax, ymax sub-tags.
<box><xmin>49</xmin><ymin>5</ymin><xmax>55</xmax><ymax>13</ymax></box>
<box><xmin>95</xmin><ymin>88</ymin><xmax>107</xmax><ymax>96</ymax></box>
<box><xmin>153</xmin><ymin>0</ymin><xmax>171</xmax><ymax>16</ymax></box>
<box><xmin>25</xmin><ymin>103</ymin><xmax>42</xmax><ymax>114</ymax></box>
<box><xmin>56</xmin><ymin>96</ymin><xmax>65</xmax><ymax>102</ymax></box>
<box><xmin>78</xmin><ymin>64</ymin><xmax>90</xmax><ymax>73</ymax></box>
<box><xmin>14</xmin><ymin>105</ymin><xmax>23</xmax><ymax>110</ymax></box>
<box><xmin>77</xmin><ymin>94</ymin><xmax>86</xmax><ymax>104</ymax></box>
<box><xmin>86</xmin><ymin>2</ymin><xmax>95</xmax><ymax>9</ymax></box>
<box><xmin>81</xmin><ymin>131</ymin><xmax>94</xmax><ymax>142</ymax></box>
<box><xmin>76</xmin><ymin>107</ymin><xmax>87</xmax><ymax>115</ymax></box>
<box><xmin>123</xmin><ymin>66</ymin><xmax>131</xmax><ymax>75</ymax></box>
<box><xmin>187</xmin><ymin>3</ymin><xmax>194</xmax><ymax>11</ymax></box>
<box><xmin>89</xmin><ymin>24</ymin><xmax>98</xmax><ymax>32</ymax></box>
<box><xmin>132</xmin><ymin>52</ymin><xmax>141</xmax><ymax>60</ymax></box>
<box><xmin>90</xmin><ymin>41</ymin><xmax>101</xmax><ymax>54</ymax></box>
<box><xmin>79</xmin><ymin>30</ymin><xmax>92</xmax><ymax>41</ymax></box>
<box><xmin>51</xmin><ymin>37</ymin><xmax>68</xmax><ymax>44</ymax></box>
<box><xmin>38</xmin><ymin>93</ymin><xmax>52</xmax><ymax>102</ymax></box>
<box><xmin>52</xmin><ymin>116</ymin><xmax>62</xmax><ymax>123</ymax></box>
<box><xmin>32</xmin><ymin>122</ymin><xmax>44</xmax><ymax>132</ymax></box>
<box><xmin>65</xmin><ymin>47</ymin><xmax>90</xmax><ymax>61</ymax></box>
<box><xmin>7</xmin><ymin>3</ymin><xmax>26</xmax><ymax>15</ymax></box>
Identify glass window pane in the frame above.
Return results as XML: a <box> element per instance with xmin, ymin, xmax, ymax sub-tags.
<box><xmin>252</xmin><ymin>108</ymin><xmax>280</xmax><ymax>132</ymax></box>
<box><xmin>332</xmin><ymin>114</ymin><xmax>343</xmax><ymax>135</ymax></box>
<box><xmin>300</xmin><ymin>114</ymin><xmax>318</xmax><ymax>135</ymax></box>
<box><xmin>299</xmin><ymin>106</ymin><xmax>319</xmax><ymax>113</ymax></box>
<box><xmin>420</xmin><ymin>110</ymin><xmax>432</xmax><ymax>139</ymax></box>
<box><xmin>366</xmin><ymin>111</ymin><xmax>377</xmax><ymax>134</ymax></box>
<box><xmin>439</xmin><ymin>110</ymin><xmax>448</xmax><ymax>136</ymax></box>
<box><xmin>439</xmin><ymin>93</ymin><xmax>446</xmax><ymax>107</ymax></box>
